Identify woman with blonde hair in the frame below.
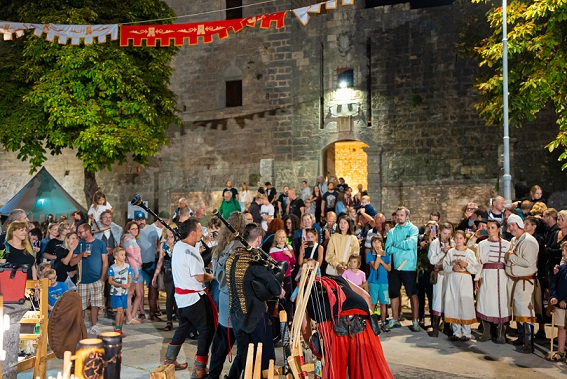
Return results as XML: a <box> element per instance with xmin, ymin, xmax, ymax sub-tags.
<box><xmin>1</xmin><ymin>221</ymin><xmax>36</xmax><ymax>279</ymax></box>
<box><xmin>269</xmin><ymin>229</ymin><xmax>296</xmax><ymax>319</ymax></box>
<box><xmin>530</xmin><ymin>201</ymin><xmax>547</xmax><ymax>217</ymax></box>
<box><xmin>121</xmin><ymin>220</ymin><xmax>144</xmax><ymax>324</ymax></box>
<box><xmin>240</xmin><ymin>182</ymin><xmax>253</xmax><ymax>212</ymax></box>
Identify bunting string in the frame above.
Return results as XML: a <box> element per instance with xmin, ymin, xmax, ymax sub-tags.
<box><xmin>0</xmin><ymin>0</ymin><xmax>354</xmax><ymax>46</ymax></box>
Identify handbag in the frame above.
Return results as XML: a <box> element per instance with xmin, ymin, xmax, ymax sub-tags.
<box><xmin>325</xmin><ymin>236</ymin><xmax>353</xmax><ymax>276</ymax></box>
<box><xmin>0</xmin><ymin>263</ymin><xmax>29</xmax><ymax>304</ymax></box>
<box><xmin>430</xmin><ymin>270</ymin><xmax>438</xmax><ymax>285</ymax></box>
<box><xmin>157</xmin><ymin>272</ymin><xmax>166</xmax><ymax>292</ymax></box>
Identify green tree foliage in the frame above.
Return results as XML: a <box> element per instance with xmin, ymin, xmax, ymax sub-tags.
<box><xmin>473</xmin><ymin>0</ymin><xmax>567</xmax><ymax>168</ymax></box>
<box><xmin>0</xmin><ymin>0</ymin><xmax>180</xmax><ymax>195</ymax></box>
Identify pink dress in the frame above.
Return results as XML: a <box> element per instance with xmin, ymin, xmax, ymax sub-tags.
<box><xmin>342</xmin><ymin>269</ymin><xmax>366</xmax><ymax>287</ymax></box>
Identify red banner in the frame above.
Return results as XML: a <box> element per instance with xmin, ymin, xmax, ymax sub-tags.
<box><xmin>120</xmin><ymin>11</ymin><xmax>287</xmax><ymax>47</ymax></box>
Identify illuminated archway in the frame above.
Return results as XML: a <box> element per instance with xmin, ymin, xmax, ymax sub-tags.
<box><xmin>322</xmin><ymin>140</ymin><xmax>369</xmax><ymax>192</ymax></box>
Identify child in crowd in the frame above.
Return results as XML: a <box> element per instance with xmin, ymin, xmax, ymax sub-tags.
<box><xmin>108</xmin><ymin>248</ymin><xmax>133</xmax><ymax>336</ymax></box>
<box><xmin>38</xmin><ymin>262</ymin><xmax>52</xmax><ymax>279</ymax></box>
<box><xmin>366</xmin><ymin>236</ymin><xmax>391</xmax><ymax>332</ymax></box>
<box><xmin>269</xmin><ymin>229</ymin><xmax>296</xmax><ymax>319</ymax></box>
<box><xmin>298</xmin><ymin>228</ymin><xmax>324</xmax><ymax>270</ymax></box>
<box><xmin>304</xmin><ymin>198</ymin><xmax>316</xmax><ymax>216</ymax></box>
<box><xmin>46</xmin><ymin>269</ymin><xmax>68</xmax><ymax>315</ymax></box>
<box><xmin>88</xmin><ymin>190</ymin><xmax>112</xmax><ymax>224</ymax></box>
<box><xmin>342</xmin><ymin>255</ymin><xmax>367</xmax><ymax>290</ymax></box>
<box><xmin>443</xmin><ymin>230</ymin><xmax>478</xmax><ymax>341</ymax></box>
<box><xmin>548</xmin><ymin>241</ymin><xmax>567</xmax><ymax>361</ymax></box>
<box><xmin>353</xmin><ymin>195</ymin><xmax>378</xmax><ymax>218</ymax></box>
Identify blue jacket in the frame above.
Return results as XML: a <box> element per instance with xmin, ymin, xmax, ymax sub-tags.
<box><xmin>385</xmin><ymin>221</ymin><xmax>419</xmax><ymax>271</ymax></box>
<box><xmin>550</xmin><ymin>263</ymin><xmax>567</xmax><ymax>303</ymax></box>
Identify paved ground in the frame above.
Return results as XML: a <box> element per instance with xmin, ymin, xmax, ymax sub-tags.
<box><xmin>18</xmin><ymin>315</ymin><xmax>567</xmax><ymax>378</ymax></box>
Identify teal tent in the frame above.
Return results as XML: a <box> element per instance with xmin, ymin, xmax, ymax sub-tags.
<box><xmin>0</xmin><ymin>167</ymin><xmax>87</xmax><ymax>220</ymax></box>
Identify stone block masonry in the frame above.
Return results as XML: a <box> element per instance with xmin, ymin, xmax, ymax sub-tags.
<box><xmin>0</xmin><ymin>1</ymin><xmax>565</xmax><ymax>226</ymax></box>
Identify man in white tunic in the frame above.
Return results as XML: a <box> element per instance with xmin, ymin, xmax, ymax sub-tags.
<box><xmin>428</xmin><ymin>222</ymin><xmax>454</xmax><ymax>337</ymax></box>
<box><xmin>505</xmin><ymin>214</ymin><xmax>538</xmax><ymax>354</ymax></box>
<box><xmin>475</xmin><ymin>219</ymin><xmax>511</xmax><ymax>343</ymax></box>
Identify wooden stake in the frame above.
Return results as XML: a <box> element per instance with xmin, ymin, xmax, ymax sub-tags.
<box><xmin>62</xmin><ymin>351</ymin><xmax>72</xmax><ymax>379</ymax></box>
<box><xmin>253</xmin><ymin>343</ymin><xmax>263</xmax><ymax>379</ymax></box>
<box><xmin>244</xmin><ymin>343</ymin><xmax>255</xmax><ymax>379</ymax></box>
<box><xmin>267</xmin><ymin>359</ymin><xmax>275</xmax><ymax>379</ymax></box>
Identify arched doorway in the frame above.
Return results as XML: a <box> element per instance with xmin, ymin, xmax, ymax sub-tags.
<box><xmin>322</xmin><ymin>140</ymin><xmax>369</xmax><ymax>192</ymax></box>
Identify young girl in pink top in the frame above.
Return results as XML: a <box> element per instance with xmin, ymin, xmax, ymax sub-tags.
<box><xmin>269</xmin><ymin>229</ymin><xmax>296</xmax><ymax>320</ymax></box>
<box><xmin>342</xmin><ymin>254</ymin><xmax>367</xmax><ymax>290</ymax></box>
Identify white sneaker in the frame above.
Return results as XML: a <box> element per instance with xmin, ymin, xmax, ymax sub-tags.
<box><xmin>90</xmin><ymin>324</ymin><xmax>101</xmax><ymax>336</ymax></box>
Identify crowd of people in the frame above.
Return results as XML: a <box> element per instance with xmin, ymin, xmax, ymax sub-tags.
<box><xmin>1</xmin><ymin>178</ymin><xmax>566</xmax><ymax>377</ymax></box>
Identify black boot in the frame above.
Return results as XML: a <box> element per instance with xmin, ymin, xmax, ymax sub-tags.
<box><xmin>519</xmin><ymin>324</ymin><xmax>534</xmax><ymax>354</ymax></box>
<box><xmin>495</xmin><ymin>323</ymin><xmax>506</xmax><ymax>344</ymax></box>
<box><xmin>164</xmin><ymin>344</ymin><xmax>188</xmax><ymax>370</ymax></box>
<box><xmin>443</xmin><ymin>321</ymin><xmax>453</xmax><ymax>337</ymax></box>
<box><xmin>430</xmin><ymin>316</ymin><xmax>439</xmax><ymax>338</ymax></box>
<box><xmin>478</xmin><ymin>320</ymin><xmax>492</xmax><ymax>342</ymax></box>
<box><xmin>512</xmin><ymin>322</ymin><xmax>525</xmax><ymax>346</ymax></box>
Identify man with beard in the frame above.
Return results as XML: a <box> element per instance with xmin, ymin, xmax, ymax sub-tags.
<box><xmin>385</xmin><ymin>207</ymin><xmax>420</xmax><ymax>332</ymax></box>
<box><xmin>505</xmin><ymin>214</ymin><xmax>538</xmax><ymax>353</ymax></box>
<box><xmin>277</xmin><ymin>186</ymin><xmax>290</xmax><ymax>218</ymax></box>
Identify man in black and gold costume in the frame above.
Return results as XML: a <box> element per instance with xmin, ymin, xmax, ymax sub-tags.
<box><xmin>225</xmin><ymin>224</ymin><xmax>284</xmax><ymax>379</ymax></box>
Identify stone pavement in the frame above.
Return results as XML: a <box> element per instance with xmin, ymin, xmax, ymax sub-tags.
<box><xmin>18</xmin><ymin>316</ymin><xmax>567</xmax><ymax>378</ymax></box>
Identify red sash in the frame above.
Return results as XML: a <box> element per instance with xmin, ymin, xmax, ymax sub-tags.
<box><xmin>175</xmin><ymin>287</ymin><xmax>218</xmax><ymax>328</ymax></box>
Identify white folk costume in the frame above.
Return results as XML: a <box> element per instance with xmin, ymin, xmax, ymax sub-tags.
<box><xmin>475</xmin><ymin>238</ymin><xmax>511</xmax><ymax>324</ymax></box>
<box><xmin>505</xmin><ymin>233</ymin><xmax>538</xmax><ymax>324</ymax></box>
<box><xmin>505</xmin><ymin>231</ymin><xmax>538</xmax><ymax>353</ymax></box>
<box><xmin>443</xmin><ymin>247</ymin><xmax>478</xmax><ymax>338</ymax></box>
<box><xmin>428</xmin><ymin>238</ymin><xmax>454</xmax><ymax>317</ymax></box>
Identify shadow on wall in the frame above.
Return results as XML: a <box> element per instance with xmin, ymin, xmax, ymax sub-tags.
<box><xmin>548</xmin><ymin>192</ymin><xmax>567</xmax><ymax>213</ymax></box>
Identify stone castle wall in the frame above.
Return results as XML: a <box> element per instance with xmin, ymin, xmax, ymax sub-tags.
<box><xmin>0</xmin><ymin>1</ymin><xmax>565</xmax><ymax>227</ymax></box>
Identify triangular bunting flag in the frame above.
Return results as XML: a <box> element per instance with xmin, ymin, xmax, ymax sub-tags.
<box><xmin>1</xmin><ymin>22</ymin><xmax>31</xmax><ymax>40</ymax></box>
<box><xmin>30</xmin><ymin>24</ymin><xmax>119</xmax><ymax>45</ymax></box>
